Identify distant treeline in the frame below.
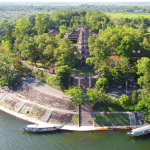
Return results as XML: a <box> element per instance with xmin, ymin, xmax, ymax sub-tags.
<box><xmin>0</xmin><ymin>3</ymin><xmax>150</xmax><ymax>13</ymax></box>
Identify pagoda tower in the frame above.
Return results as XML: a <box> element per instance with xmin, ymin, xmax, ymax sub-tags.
<box><xmin>77</xmin><ymin>29</ymin><xmax>90</xmax><ymax>66</ymax></box>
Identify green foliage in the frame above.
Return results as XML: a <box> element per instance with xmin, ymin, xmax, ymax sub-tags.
<box><xmin>55</xmin><ymin>65</ymin><xmax>72</xmax><ymax>88</ymax></box>
<box><xmin>96</xmin><ymin>78</ymin><xmax>109</xmax><ymax>87</ymax></box>
<box><xmin>97</xmin><ymin>65</ymin><xmax>112</xmax><ymax>81</ymax></box>
<box><xmin>65</xmin><ymin>86</ymin><xmax>86</xmax><ymax>106</ymax></box>
<box><xmin>86</xmin><ymin>86</ymin><xmax>106</xmax><ymax>104</ymax></box>
<box><xmin>35</xmin><ymin>13</ymin><xmax>50</xmax><ymax>35</ymax></box>
<box><xmin>115</xmin><ymin>39</ymin><xmax>133</xmax><ymax>58</ymax></box>
<box><xmin>26</xmin><ymin>110</ymin><xmax>29</xmax><ymax>114</ymax></box>
<box><xmin>86</xmin><ymin>57</ymin><xmax>94</xmax><ymax>68</ymax></box>
<box><xmin>71</xmin><ymin>114</ymin><xmax>79</xmax><ymax>124</ymax></box>
<box><xmin>135</xmin><ymin>94</ymin><xmax>150</xmax><ymax>115</ymax></box>
<box><xmin>117</xmin><ymin>94</ymin><xmax>130</xmax><ymax>106</ymax></box>
<box><xmin>0</xmin><ymin>47</ymin><xmax>22</xmax><ymax>87</ymax></box>
<box><xmin>137</xmin><ymin>57</ymin><xmax>150</xmax><ymax>94</ymax></box>
<box><xmin>111</xmin><ymin>58</ymin><xmax>130</xmax><ymax>85</ymax></box>
<box><xmin>36</xmin><ymin>111</ymin><xmax>39</xmax><ymax>115</ymax></box>
<box><xmin>131</xmin><ymin>90</ymin><xmax>138</xmax><ymax>104</ymax></box>
<box><xmin>54</xmin><ymin>38</ymin><xmax>77</xmax><ymax>67</ymax></box>
<box><xmin>15</xmin><ymin>19</ymin><xmax>30</xmax><ymax>36</ymax></box>
<box><xmin>38</xmin><ymin>72</ymin><xmax>43</xmax><ymax>77</ymax></box>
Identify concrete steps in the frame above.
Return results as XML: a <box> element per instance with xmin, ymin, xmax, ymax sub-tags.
<box><xmin>43</xmin><ymin>110</ymin><xmax>53</xmax><ymax>122</ymax></box>
<box><xmin>79</xmin><ymin>103</ymin><xmax>94</xmax><ymax>127</ymax></box>
<box><xmin>0</xmin><ymin>93</ymin><xmax>6</xmax><ymax>100</ymax></box>
<box><xmin>15</xmin><ymin>102</ymin><xmax>26</xmax><ymax>113</ymax></box>
<box><xmin>129</xmin><ymin>112</ymin><xmax>136</xmax><ymax>126</ymax></box>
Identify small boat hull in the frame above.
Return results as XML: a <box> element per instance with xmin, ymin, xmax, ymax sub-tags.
<box><xmin>127</xmin><ymin>131</ymin><xmax>150</xmax><ymax>136</ymax></box>
<box><xmin>22</xmin><ymin>124</ymin><xmax>64</xmax><ymax>132</ymax></box>
<box><xmin>127</xmin><ymin>125</ymin><xmax>150</xmax><ymax>137</ymax></box>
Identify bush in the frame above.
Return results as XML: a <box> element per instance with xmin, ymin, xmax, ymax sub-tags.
<box><xmin>38</xmin><ymin>72</ymin><xmax>43</xmax><ymax>77</ymax></box>
<box><xmin>96</xmin><ymin>78</ymin><xmax>109</xmax><ymax>87</ymax></box>
<box><xmin>117</xmin><ymin>94</ymin><xmax>130</xmax><ymax>106</ymax></box>
<box><xmin>131</xmin><ymin>90</ymin><xmax>138</xmax><ymax>104</ymax></box>
<box><xmin>32</xmin><ymin>70</ymin><xmax>38</xmax><ymax>75</ymax></box>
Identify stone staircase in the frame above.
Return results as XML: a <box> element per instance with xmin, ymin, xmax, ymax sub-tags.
<box><xmin>15</xmin><ymin>102</ymin><xmax>26</xmax><ymax>113</ymax></box>
<box><xmin>43</xmin><ymin>110</ymin><xmax>53</xmax><ymax>122</ymax></box>
<box><xmin>79</xmin><ymin>102</ymin><xmax>94</xmax><ymax>126</ymax></box>
<box><xmin>129</xmin><ymin>112</ymin><xmax>136</xmax><ymax>126</ymax></box>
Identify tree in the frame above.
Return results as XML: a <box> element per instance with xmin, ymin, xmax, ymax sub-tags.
<box><xmin>135</xmin><ymin>94</ymin><xmax>150</xmax><ymax>121</ymax></box>
<box><xmin>18</xmin><ymin>36</ymin><xmax>39</xmax><ymax>66</ymax></box>
<box><xmin>59</xmin><ymin>25</ymin><xmax>67</xmax><ymax>36</ymax></box>
<box><xmin>86</xmin><ymin>57</ymin><xmax>94</xmax><ymax>68</ymax></box>
<box><xmin>15</xmin><ymin>19</ymin><xmax>30</xmax><ymax>36</ymax></box>
<box><xmin>54</xmin><ymin>38</ymin><xmax>77</xmax><ymax>67</ymax></box>
<box><xmin>111</xmin><ymin>57</ymin><xmax>130</xmax><ymax>85</ymax></box>
<box><xmin>137</xmin><ymin>57</ymin><xmax>150</xmax><ymax>94</ymax></box>
<box><xmin>97</xmin><ymin>65</ymin><xmax>112</xmax><ymax>82</ymax></box>
<box><xmin>86</xmin><ymin>86</ymin><xmax>105</xmax><ymax>104</ymax></box>
<box><xmin>55</xmin><ymin>65</ymin><xmax>72</xmax><ymax>88</ymax></box>
<box><xmin>28</xmin><ymin>14</ymin><xmax>36</xmax><ymax>27</ymax></box>
<box><xmin>35</xmin><ymin>13</ymin><xmax>50</xmax><ymax>35</ymax></box>
<box><xmin>0</xmin><ymin>47</ymin><xmax>22</xmax><ymax>87</ymax></box>
<box><xmin>65</xmin><ymin>86</ymin><xmax>86</xmax><ymax>106</ymax></box>
<box><xmin>115</xmin><ymin>39</ymin><xmax>133</xmax><ymax>58</ymax></box>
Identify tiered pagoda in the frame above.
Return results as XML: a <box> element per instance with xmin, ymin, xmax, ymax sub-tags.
<box><xmin>64</xmin><ymin>28</ymin><xmax>95</xmax><ymax>66</ymax></box>
<box><xmin>77</xmin><ymin>29</ymin><xmax>90</xmax><ymax>66</ymax></box>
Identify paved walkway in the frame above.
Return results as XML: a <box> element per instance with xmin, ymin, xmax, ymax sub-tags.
<box><xmin>8</xmin><ymin>75</ymin><xmax>68</xmax><ymax>99</ymax></box>
<box><xmin>105</xmin><ymin>87</ymin><xmax>140</xmax><ymax>99</ymax></box>
<box><xmin>79</xmin><ymin>102</ymin><xmax>94</xmax><ymax>126</ymax></box>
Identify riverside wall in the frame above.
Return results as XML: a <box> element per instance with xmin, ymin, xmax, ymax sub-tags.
<box><xmin>0</xmin><ymin>97</ymin><xmax>142</xmax><ymax>131</ymax></box>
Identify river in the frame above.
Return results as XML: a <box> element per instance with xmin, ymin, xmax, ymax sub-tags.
<box><xmin>0</xmin><ymin>111</ymin><xmax>150</xmax><ymax>150</ymax></box>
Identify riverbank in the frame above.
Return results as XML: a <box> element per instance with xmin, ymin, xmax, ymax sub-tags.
<box><xmin>0</xmin><ymin>75</ymin><xmax>146</xmax><ymax>132</ymax></box>
<box><xmin>0</xmin><ymin>104</ymin><xmax>143</xmax><ymax>131</ymax></box>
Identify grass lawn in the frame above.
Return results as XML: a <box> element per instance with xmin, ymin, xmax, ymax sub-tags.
<box><xmin>94</xmin><ymin>114</ymin><xmax>130</xmax><ymax>127</ymax></box>
<box><xmin>93</xmin><ymin>102</ymin><xmax>125</xmax><ymax>112</ymax></box>
<box><xmin>106</xmin><ymin>13</ymin><xmax>150</xmax><ymax>18</ymax></box>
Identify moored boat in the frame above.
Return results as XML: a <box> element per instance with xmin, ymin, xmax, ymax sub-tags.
<box><xmin>127</xmin><ymin>125</ymin><xmax>150</xmax><ymax>136</ymax></box>
<box><xmin>22</xmin><ymin>124</ymin><xmax>64</xmax><ymax>132</ymax></box>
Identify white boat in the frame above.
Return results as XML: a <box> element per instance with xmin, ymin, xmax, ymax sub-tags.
<box><xmin>22</xmin><ymin>124</ymin><xmax>64</xmax><ymax>132</ymax></box>
<box><xmin>127</xmin><ymin>125</ymin><xmax>150</xmax><ymax>136</ymax></box>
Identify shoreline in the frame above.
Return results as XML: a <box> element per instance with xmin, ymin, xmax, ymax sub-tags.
<box><xmin>0</xmin><ymin>105</ymin><xmax>142</xmax><ymax>131</ymax></box>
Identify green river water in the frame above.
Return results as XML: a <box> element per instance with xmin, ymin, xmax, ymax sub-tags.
<box><xmin>0</xmin><ymin>111</ymin><xmax>150</xmax><ymax>150</ymax></box>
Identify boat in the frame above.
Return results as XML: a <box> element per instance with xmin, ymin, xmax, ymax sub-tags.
<box><xmin>127</xmin><ymin>125</ymin><xmax>150</xmax><ymax>136</ymax></box>
<box><xmin>21</xmin><ymin>124</ymin><xmax>64</xmax><ymax>132</ymax></box>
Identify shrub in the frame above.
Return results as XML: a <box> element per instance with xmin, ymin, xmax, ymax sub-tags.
<box><xmin>96</xmin><ymin>78</ymin><xmax>109</xmax><ymax>87</ymax></box>
<box><xmin>32</xmin><ymin>70</ymin><xmax>38</xmax><ymax>75</ymax></box>
<box><xmin>26</xmin><ymin>110</ymin><xmax>29</xmax><ymax>114</ymax></box>
<box><xmin>117</xmin><ymin>94</ymin><xmax>130</xmax><ymax>106</ymax></box>
<box><xmin>38</xmin><ymin>72</ymin><xmax>43</xmax><ymax>77</ymax></box>
<box><xmin>131</xmin><ymin>90</ymin><xmax>138</xmax><ymax>104</ymax></box>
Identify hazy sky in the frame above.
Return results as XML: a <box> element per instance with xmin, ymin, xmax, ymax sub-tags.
<box><xmin>2</xmin><ymin>0</ymin><xmax>150</xmax><ymax>2</ymax></box>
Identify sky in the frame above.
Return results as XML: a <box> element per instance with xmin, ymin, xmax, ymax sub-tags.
<box><xmin>1</xmin><ymin>0</ymin><xmax>150</xmax><ymax>2</ymax></box>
